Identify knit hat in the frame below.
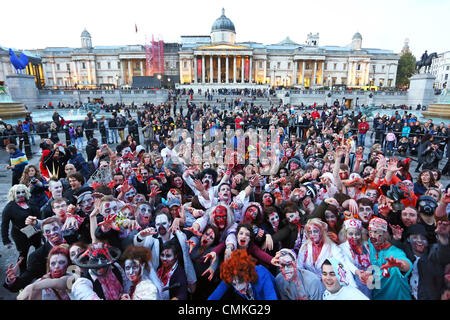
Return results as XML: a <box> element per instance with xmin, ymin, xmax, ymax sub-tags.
<box><xmin>368</xmin><ymin>217</ymin><xmax>388</xmax><ymax>232</ymax></box>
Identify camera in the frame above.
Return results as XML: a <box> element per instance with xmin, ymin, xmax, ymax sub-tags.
<box><xmin>30</xmin><ymin>177</ymin><xmax>38</xmax><ymax>184</ymax></box>
<box><xmin>380</xmin><ymin>183</ymin><xmax>406</xmax><ymax>212</ymax></box>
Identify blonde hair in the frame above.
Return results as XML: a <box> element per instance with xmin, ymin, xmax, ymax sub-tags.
<box><xmin>7</xmin><ymin>184</ymin><xmax>31</xmax><ymax>202</ymax></box>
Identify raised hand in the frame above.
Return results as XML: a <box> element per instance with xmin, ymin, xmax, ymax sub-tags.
<box><xmin>389</xmin><ymin>224</ymin><xmax>404</xmax><ymax>240</ymax></box>
<box><xmin>435</xmin><ymin>221</ymin><xmax>450</xmax><ymax>237</ymax></box>
<box><xmin>185</xmin><ymin>240</ymin><xmax>196</xmax><ymax>254</ymax></box>
<box><xmin>380</xmin><ymin>256</ymin><xmax>404</xmax><ymax>272</ymax></box>
<box><xmin>98</xmin><ymin>214</ymin><xmax>120</xmax><ymax>231</ymax></box>
<box><xmin>5</xmin><ymin>257</ymin><xmax>23</xmax><ymax>283</ymax></box>
<box><xmin>203</xmin><ymin>252</ymin><xmax>217</xmax><ymax>265</ymax></box>
<box><xmin>169</xmin><ymin>218</ymin><xmax>182</xmax><ymax>234</ymax></box>
<box><xmin>148</xmin><ymin>186</ymin><xmax>161</xmax><ymax>198</ymax></box>
<box><xmin>201</xmin><ymin>267</ymin><xmax>215</xmax><ymax>281</ymax></box>
<box><xmin>184</xmin><ymin>226</ymin><xmax>203</xmax><ymax>237</ymax></box>
<box><xmin>193</xmin><ymin>179</ymin><xmax>205</xmax><ymax>192</ymax></box>
<box><xmin>139</xmin><ymin>227</ymin><xmax>157</xmax><ymax>237</ymax></box>
<box><xmin>270</xmin><ymin>251</ymin><xmax>282</xmax><ymax>267</ymax></box>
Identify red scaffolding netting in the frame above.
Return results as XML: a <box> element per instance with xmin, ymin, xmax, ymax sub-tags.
<box><xmin>145</xmin><ymin>35</ymin><xmax>164</xmax><ymax>76</ymax></box>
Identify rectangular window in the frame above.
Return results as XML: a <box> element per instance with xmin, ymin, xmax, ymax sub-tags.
<box><xmin>97</xmin><ymin>62</ymin><xmax>101</xmax><ymax>69</ymax></box>
<box><xmin>277</xmin><ymin>62</ymin><xmax>281</xmax><ymax>69</ymax></box>
<box><xmin>183</xmin><ymin>61</ymin><xmax>187</xmax><ymax>68</ymax></box>
<box><xmin>117</xmin><ymin>62</ymin><xmax>121</xmax><ymax>69</ymax></box>
<box><xmin>343</xmin><ymin>63</ymin><xmax>347</xmax><ymax>70</ymax></box>
<box><xmin>108</xmin><ymin>62</ymin><xmax>111</xmax><ymax>69</ymax></box>
<box><xmin>259</xmin><ymin>61</ymin><xmax>263</xmax><ymax>69</ymax></box>
<box><xmin>341</xmin><ymin>77</ymin><xmax>347</xmax><ymax>84</ymax></box>
<box><xmin>82</xmin><ymin>62</ymin><xmax>86</xmax><ymax>69</ymax></box>
<box><xmin>66</xmin><ymin>64</ymin><xmax>70</xmax><ymax>70</ymax></box>
<box><xmin>382</xmin><ymin>65</ymin><xmax>385</xmax><ymax>71</ymax></box>
<box><xmin>357</xmin><ymin>64</ymin><xmax>361</xmax><ymax>71</ymax></box>
<box><xmin>56</xmin><ymin>64</ymin><xmax>60</xmax><ymax>71</ymax></box>
<box><xmin>445</xmin><ymin>74</ymin><xmax>449</xmax><ymax>80</ymax></box>
<box><xmin>334</xmin><ymin>63</ymin><xmax>337</xmax><ymax>70</ymax></box>
<box><xmin>288</xmin><ymin>62</ymin><xmax>291</xmax><ymax>69</ymax></box>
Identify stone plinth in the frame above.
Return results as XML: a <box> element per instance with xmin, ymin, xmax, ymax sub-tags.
<box><xmin>407</xmin><ymin>73</ymin><xmax>436</xmax><ymax>106</ymax></box>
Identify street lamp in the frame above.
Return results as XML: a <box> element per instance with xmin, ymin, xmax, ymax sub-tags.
<box><xmin>168</xmin><ymin>77</ymin><xmax>171</xmax><ymax>89</ymax></box>
<box><xmin>157</xmin><ymin>74</ymin><xmax>162</xmax><ymax>89</ymax></box>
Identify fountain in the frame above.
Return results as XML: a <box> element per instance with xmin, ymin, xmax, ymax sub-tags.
<box><xmin>0</xmin><ymin>85</ymin><xmax>28</xmax><ymax>120</ymax></box>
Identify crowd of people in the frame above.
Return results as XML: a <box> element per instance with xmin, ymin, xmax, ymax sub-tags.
<box><xmin>1</xmin><ymin>90</ymin><xmax>450</xmax><ymax>300</ymax></box>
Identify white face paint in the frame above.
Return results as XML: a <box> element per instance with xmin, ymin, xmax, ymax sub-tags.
<box><xmin>160</xmin><ymin>248</ymin><xmax>175</xmax><ymax>267</ymax></box>
<box><xmin>237</xmin><ymin>227</ymin><xmax>251</xmax><ymax>249</ymax></box>
<box><xmin>49</xmin><ymin>181</ymin><xmax>63</xmax><ymax>199</ymax></box>
<box><xmin>231</xmin><ymin>277</ymin><xmax>249</xmax><ymax>295</ymax></box>
<box><xmin>202</xmin><ymin>174</ymin><xmax>214</xmax><ymax>189</ymax></box>
<box><xmin>69</xmin><ymin>245</ymin><xmax>83</xmax><ymax>263</ymax></box>
<box><xmin>268</xmin><ymin>212</ymin><xmax>279</xmax><ymax>229</ymax></box>
<box><xmin>136</xmin><ymin>204</ymin><xmax>152</xmax><ymax>226</ymax></box>
<box><xmin>49</xmin><ymin>254</ymin><xmax>69</xmax><ymax>279</ymax></box>
<box><xmin>307</xmin><ymin>225</ymin><xmax>321</xmax><ymax>244</ymax></box>
<box><xmin>43</xmin><ymin>222</ymin><xmax>63</xmax><ymax>246</ymax></box>
<box><xmin>101</xmin><ymin>201</ymin><xmax>119</xmax><ymax>217</ymax></box>
<box><xmin>14</xmin><ymin>188</ymin><xmax>27</xmax><ymax>202</ymax></box>
<box><xmin>79</xmin><ymin>194</ymin><xmax>94</xmax><ymax>213</ymax></box>
<box><xmin>124</xmin><ymin>259</ymin><xmax>143</xmax><ymax>283</ymax></box>
<box><xmin>279</xmin><ymin>255</ymin><xmax>296</xmax><ymax>281</ymax></box>
<box><xmin>155</xmin><ymin>214</ymin><xmax>170</xmax><ymax>236</ymax></box>
<box><xmin>286</xmin><ymin>212</ymin><xmax>300</xmax><ymax>224</ymax></box>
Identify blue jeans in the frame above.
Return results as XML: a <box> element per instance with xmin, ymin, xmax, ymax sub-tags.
<box><xmin>109</xmin><ymin>129</ymin><xmax>119</xmax><ymax>143</ymax></box>
<box><xmin>358</xmin><ymin>133</ymin><xmax>366</xmax><ymax>147</ymax></box>
<box><xmin>76</xmin><ymin>137</ymin><xmax>84</xmax><ymax>150</ymax></box>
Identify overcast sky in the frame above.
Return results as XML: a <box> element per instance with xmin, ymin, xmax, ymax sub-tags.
<box><xmin>2</xmin><ymin>0</ymin><xmax>449</xmax><ymax>58</ymax></box>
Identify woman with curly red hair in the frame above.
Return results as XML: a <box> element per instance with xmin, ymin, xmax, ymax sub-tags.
<box><xmin>208</xmin><ymin>249</ymin><xmax>278</xmax><ymax>300</ymax></box>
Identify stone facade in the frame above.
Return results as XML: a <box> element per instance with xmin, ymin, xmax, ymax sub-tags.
<box><xmin>430</xmin><ymin>51</ymin><xmax>450</xmax><ymax>89</ymax></box>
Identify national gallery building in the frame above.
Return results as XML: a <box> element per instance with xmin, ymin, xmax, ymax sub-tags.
<box><xmin>8</xmin><ymin>9</ymin><xmax>399</xmax><ymax>89</ymax></box>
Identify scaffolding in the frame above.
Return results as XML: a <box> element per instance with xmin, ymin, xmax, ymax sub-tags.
<box><xmin>145</xmin><ymin>35</ymin><xmax>164</xmax><ymax>76</ymax></box>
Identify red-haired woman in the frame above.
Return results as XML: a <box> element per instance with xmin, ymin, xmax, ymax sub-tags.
<box><xmin>208</xmin><ymin>249</ymin><xmax>278</xmax><ymax>300</ymax></box>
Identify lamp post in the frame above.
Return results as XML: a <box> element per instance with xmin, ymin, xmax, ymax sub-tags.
<box><xmin>168</xmin><ymin>77</ymin><xmax>171</xmax><ymax>89</ymax></box>
<box><xmin>157</xmin><ymin>74</ymin><xmax>162</xmax><ymax>89</ymax></box>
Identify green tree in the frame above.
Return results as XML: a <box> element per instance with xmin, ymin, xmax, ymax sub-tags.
<box><xmin>396</xmin><ymin>52</ymin><xmax>416</xmax><ymax>88</ymax></box>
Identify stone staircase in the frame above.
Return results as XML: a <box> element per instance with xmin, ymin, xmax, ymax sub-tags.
<box><xmin>178</xmin><ymin>93</ymin><xmax>275</xmax><ymax>110</ymax></box>
<box><xmin>0</xmin><ymin>102</ymin><xmax>28</xmax><ymax>120</ymax></box>
<box><xmin>422</xmin><ymin>103</ymin><xmax>450</xmax><ymax>119</ymax></box>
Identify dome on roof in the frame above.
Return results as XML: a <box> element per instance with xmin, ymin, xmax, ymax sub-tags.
<box><xmin>352</xmin><ymin>32</ymin><xmax>362</xmax><ymax>40</ymax></box>
<box><xmin>81</xmin><ymin>29</ymin><xmax>91</xmax><ymax>38</ymax></box>
<box><xmin>211</xmin><ymin>8</ymin><xmax>235</xmax><ymax>33</ymax></box>
<box><xmin>278</xmin><ymin>36</ymin><xmax>298</xmax><ymax>46</ymax></box>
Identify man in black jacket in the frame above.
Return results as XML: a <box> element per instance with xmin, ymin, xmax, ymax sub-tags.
<box><xmin>127</xmin><ymin>116</ymin><xmax>140</xmax><ymax>144</ymax></box>
<box><xmin>391</xmin><ymin>223</ymin><xmax>449</xmax><ymax>300</ymax></box>
<box><xmin>85</xmin><ymin>138</ymin><xmax>99</xmax><ymax>162</ymax></box>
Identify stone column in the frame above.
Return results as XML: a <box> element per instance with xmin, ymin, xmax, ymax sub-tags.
<box><xmin>320</xmin><ymin>60</ymin><xmax>324</xmax><ymax>86</ymax></box>
<box><xmin>51</xmin><ymin>62</ymin><xmax>57</xmax><ymax>86</ymax></box>
<box><xmin>202</xmin><ymin>55</ymin><xmax>205</xmax><ymax>83</ymax></box>
<box><xmin>263</xmin><ymin>59</ymin><xmax>267</xmax><ymax>84</ymax></box>
<box><xmin>347</xmin><ymin>61</ymin><xmax>352</xmax><ymax>86</ymax></box>
<box><xmin>140</xmin><ymin>60</ymin><xmax>144</xmax><ymax>76</ymax></box>
<box><xmin>128</xmin><ymin>60</ymin><xmax>132</xmax><ymax>85</ymax></box>
<box><xmin>293</xmin><ymin>60</ymin><xmax>298</xmax><ymax>85</ymax></box>
<box><xmin>226</xmin><ymin>56</ymin><xmax>229</xmax><ymax>83</ymax></box>
<box><xmin>249</xmin><ymin>56</ymin><xmax>253</xmax><ymax>83</ymax></box>
<box><xmin>210</xmin><ymin>55</ymin><xmax>213</xmax><ymax>84</ymax></box>
<box><xmin>301</xmin><ymin>60</ymin><xmax>305</xmax><ymax>85</ymax></box>
<box><xmin>233</xmin><ymin>55</ymin><xmax>237</xmax><ymax>83</ymax></box>
<box><xmin>313</xmin><ymin>60</ymin><xmax>317</xmax><ymax>87</ymax></box>
<box><xmin>385</xmin><ymin>64</ymin><xmax>390</xmax><ymax>87</ymax></box>
<box><xmin>241</xmin><ymin>56</ymin><xmax>244</xmax><ymax>83</ymax></box>
<box><xmin>218</xmin><ymin>56</ymin><xmax>221</xmax><ymax>83</ymax></box>
<box><xmin>120</xmin><ymin>60</ymin><xmax>125</xmax><ymax>85</ymax></box>
<box><xmin>193</xmin><ymin>56</ymin><xmax>197</xmax><ymax>83</ymax></box>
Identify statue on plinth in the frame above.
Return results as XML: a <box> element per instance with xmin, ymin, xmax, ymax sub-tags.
<box><xmin>416</xmin><ymin>50</ymin><xmax>438</xmax><ymax>74</ymax></box>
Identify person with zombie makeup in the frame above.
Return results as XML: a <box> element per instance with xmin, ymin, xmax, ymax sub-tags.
<box><xmin>41</xmin><ymin>178</ymin><xmax>65</xmax><ymax>219</ymax></box>
<box><xmin>365</xmin><ymin>217</ymin><xmax>412</xmax><ymax>300</ymax></box>
<box><xmin>134</xmin><ymin>211</ymin><xmax>197</xmax><ymax>291</ymax></box>
<box><xmin>119</xmin><ymin>245</ymin><xmax>162</xmax><ymax>300</ymax></box>
<box><xmin>71</xmin><ymin>242</ymin><xmax>127</xmax><ymax>300</ymax></box>
<box><xmin>91</xmin><ymin>195</ymin><xmax>125</xmax><ymax>250</ymax></box>
<box><xmin>208</xmin><ymin>249</ymin><xmax>278</xmax><ymax>300</ymax></box>
<box><xmin>321</xmin><ymin>258</ymin><xmax>369</xmax><ymax>300</ymax></box>
<box><xmin>2</xmin><ymin>184</ymin><xmax>42</xmax><ymax>274</ymax></box>
<box><xmin>338</xmin><ymin>219</ymin><xmax>372</xmax><ymax>298</ymax></box>
<box><xmin>64</xmin><ymin>172</ymin><xmax>87</xmax><ymax>205</ymax></box>
<box><xmin>156</xmin><ymin>242</ymin><xmax>188</xmax><ymax>300</ymax></box>
<box><xmin>273</xmin><ymin>248</ymin><xmax>324</xmax><ymax>300</ymax></box>
<box><xmin>269</xmin><ymin>202</ymin><xmax>307</xmax><ymax>253</ymax></box>
<box><xmin>16</xmin><ymin>245</ymin><xmax>72</xmax><ymax>300</ymax></box>
<box><xmin>4</xmin><ymin>217</ymin><xmax>66</xmax><ymax>293</ymax></box>
<box><xmin>188</xmin><ymin>225</ymin><xmax>221</xmax><ymax>300</ymax></box>
<box><xmin>261</xmin><ymin>206</ymin><xmax>284</xmax><ymax>247</ymax></box>
<box><xmin>187</xmin><ymin>204</ymin><xmax>238</xmax><ymax>261</ymax></box>
<box><xmin>389</xmin><ymin>222</ymin><xmax>450</xmax><ymax>300</ymax></box>
<box><xmin>297</xmin><ymin>218</ymin><xmax>357</xmax><ymax>286</ymax></box>
<box><xmin>43</xmin><ymin>143</ymin><xmax>71</xmax><ymax>180</ymax></box>
<box><xmin>311</xmin><ymin>200</ymin><xmax>343</xmax><ymax>244</ymax></box>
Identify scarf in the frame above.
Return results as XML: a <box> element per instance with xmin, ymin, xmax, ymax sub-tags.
<box><xmin>97</xmin><ymin>270</ymin><xmax>123</xmax><ymax>300</ymax></box>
